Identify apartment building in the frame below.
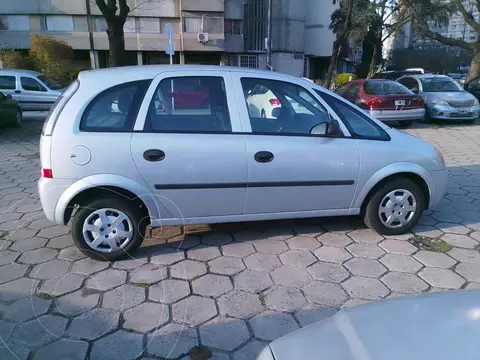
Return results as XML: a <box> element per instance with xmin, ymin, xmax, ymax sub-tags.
<box><xmin>0</xmin><ymin>0</ymin><xmax>341</xmax><ymax>78</ymax></box>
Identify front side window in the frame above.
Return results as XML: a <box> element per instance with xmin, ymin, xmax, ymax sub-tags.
<box><xmin>398</xmin><ymin>77</ymin><xmax>419</xmax><ymax>92</ymax></box>
<box><xmin>38</xmin><ymin>75</ymin><xmax>62</xmax><ymax>90</ymax></box>
<box><xmin>0</xmin><ymin>76</ymin><xmax>16</xmax><ymax>90</ymax></box>
<box><xmin>146</xmin><ymin>76</ymin><xmax>231</xmax><ymax>133</ymax></box>
<box><xmin>421</xmin><ymin>77</ymin><xmax>463</xmax><ymax>92</ymax></box>
<box><xmin>81</xmin><ymin>80</ymin><xmax>151</xmax><ymax>131</ymax></box>
<box><xmin>242</xmin><ymin>78</ymin><xmax>330</xmax><ymax>135</ymax></box>
<box><xmin>364</xmin><ymin>81</ymin><xmax>412</xmax><ymax>95</ymax></box>
<box><xmin>317</xmin><ymin>91</ymin><xmax>390</xmax><ymax>141</ymax></box>
<box><xmin>21</xmin><ymin>77</ymin><xmax>47</xmax><ymax>92</ymax></box>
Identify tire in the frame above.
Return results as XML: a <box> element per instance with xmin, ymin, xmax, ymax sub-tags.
<box><xmin>261</xmin><ymin>109</ymin><xmax>266</xmax><ymax>118</ymax></box>
<box><xmin>364</xmin><ymin>177</ymin><xmax>425</xmax><ymax>236</ymax></box>
<box><xmin>12</xmin><ymin>108</ymin><xmax>22</xmax><ymax>128</ymax></box>
<box><xmin>396</xmin><ymin>120</ymin><xmax>412</xmax><ymax>128</ymax></box>
<box><xmin>424</xmin><ymin>106</ymin><xmax>434</xmax><ymax>124</ymax></box>
<box><xmin>71</xmin><ymin>196</ymin><xmax>147</xmax><ymax>261</ymax></box>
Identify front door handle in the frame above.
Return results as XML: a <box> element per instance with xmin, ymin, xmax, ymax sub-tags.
<box><xmin>254</xmin><ymin>151</ymin><xmax>274</xmax><ymax>163</ymax></box>
<box><xmin>143</xmin><ymin>149</ymin><xmax>165</xmax><ymax>162</ymax></box>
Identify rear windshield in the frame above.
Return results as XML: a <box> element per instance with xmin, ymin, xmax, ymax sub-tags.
<box><xmin>364</xmin><ymin>81</ymin><xmax>412</xmax><ymax>95</ymax></box>
<box><xmin>38</xmin><ymin>75</ymin><xmax>63</xmax><ymax>90</ymax></box>
<box><xmin>421</xmin><ymin>78</ymin><xmax>463</xmax><ymax>92</ymax></box>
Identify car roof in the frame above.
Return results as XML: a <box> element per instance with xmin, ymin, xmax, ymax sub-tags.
<box><xmin>0</xmin><ymin>69</ymin><xmax>42</xmax><ymax>76</ymax></box>
<box><xmin>402</xmin><ymin>74</ymin><xmax>451</xmax><ymax>80</ymax></box>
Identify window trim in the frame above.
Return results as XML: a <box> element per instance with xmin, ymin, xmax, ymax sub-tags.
<box><xmin>79</xmin><ymin>79</ymin><xmax>152</xmax><ymax>133</ymax></box>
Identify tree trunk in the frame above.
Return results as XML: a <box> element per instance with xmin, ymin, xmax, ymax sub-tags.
<box><xmin>107</xmin><ymin>22</ymin><xmax>126</xmax><ymax>67</ymax></box>
<box><xmin>367</xmin><ymin>42</ymin><xmax>379</xmax><ymax>79</ymax></box>
<box><xmin>466</xmin><ymin>48</ymin><xmax>480</xmax><ymax>82</ymax></box>
<box><xmin>324</xmin><ymin>39</ymin><xmax>341</xmax><ymax>89</ymax></box>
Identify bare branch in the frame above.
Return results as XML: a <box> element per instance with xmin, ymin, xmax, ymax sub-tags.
<box><xmin>128</xmin><ymin>0</ymin><xmax>157</xmax><ymax>13</ymax></box>
<box><xmin>452</xmin><ymin>0</ymin><xmax>480</xmax><ymax>33</ymax></box>
<box><xmin>420</xmin><ymin>21</ymin><xmax>474</xmax><ymax>50</ymax></box>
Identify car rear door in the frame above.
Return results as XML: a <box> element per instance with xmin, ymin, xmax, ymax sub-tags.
<box><xmin>0</xmin><ymin>75</ymin><xmax>18</xmax><ymax>102</ymax></box>
<box><xmin>131</xmin><ymin>69</ymin><xmax>248</xmax><ymax>221</ymax></box>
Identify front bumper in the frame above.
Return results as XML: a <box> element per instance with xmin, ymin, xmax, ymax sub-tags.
<box><xmin>370</xmin><ymin>108</ymin><xmax>425</xmax><ymax>122</ymax></box>
<box><xmin>429</xmin><ymin>169</ymin><xmax>448</xmax><ymax>209</ymax></box>
<box><xmin>428</xmin><ymin>104</ymin><xmax>480</xmax><ymax>120</ymax></box>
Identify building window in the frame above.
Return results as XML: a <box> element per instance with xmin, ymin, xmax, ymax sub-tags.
<box><xmin>231</xmin><ymin>55</ymin><xmax>258</xmax><ymax>68</ymax></box>
<box><xmin>224</xmin><ymin>20</ymin><xmax>242</xmax><ymax>35</ymax></box>
<box><xmin>44</xmin><ymin>15</ymin><xmax>74</xmax><ymax>31</ymax></box>
<box><xmin>94</xmin><ymin>17</ymin><xmax>108</xmax><ymax>32</ymax></box>
<box><xmin>124</xmin><ymin>17</ymin><xmax>136</xmax><ymax>33</ymax></box>
<box><xmin>138</xmin><ymin>17</ymin><xmax>160</xmax><ymax>33</ymax></box>
<box><xmin>0</xmin><ymin>15</ymin><xmax>30</xmax><ymax>30</ymax></box>
<box><xmin>183</xmin><ymin>16</ymin><xmax>223</xmax><ymax>33</ymax></box>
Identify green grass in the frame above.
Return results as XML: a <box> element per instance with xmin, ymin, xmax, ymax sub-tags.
<box><xmin>135</xmin><ymin>283</ymin><xmax>150</xmax><ymax>288</ymax></box>
<box><xmin>431</xmin><ymin>240</ymin><xmax>453</xmax><ymax>253</ymax></box>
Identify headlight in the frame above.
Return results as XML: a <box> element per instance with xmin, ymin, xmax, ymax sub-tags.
<box><xmin>435</xmin><ymin>147</ymin><xmax>446</xmax><ymax>168</ymax></box>
<box><xmin>474</xmin><ymin>98</ymin><xmax>479</xmax><ymax>106</ymax></box>
<box><xmin>428</xmin><ymin>98</ymin><xmax>448</xmax><ymax>106</ymax></box>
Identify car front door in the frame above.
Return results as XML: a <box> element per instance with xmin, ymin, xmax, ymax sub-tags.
<box><xmin>131</xmin><ymin>70</ymin><xmax>248</xmax><ymax>221</ymax></box>
<box><xmin>232</xmin><ymin>73</ymin><xmax>360</xmax><ymax>215</ymax></box>
<box><xmin>19</xmin><ymin>76</ymin><xmax>55</xmax><ymax>111</ymax></box>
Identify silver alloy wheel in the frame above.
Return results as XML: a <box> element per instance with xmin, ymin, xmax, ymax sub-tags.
<box><xmin>378</xmin><ymin>189</ymin><xmax>417</xmax><ymax>229</ymax></box>
<box><xmin>82</xmin><ymin>208</ymin><xmax>134</xmax><ymax>253</ymax></box>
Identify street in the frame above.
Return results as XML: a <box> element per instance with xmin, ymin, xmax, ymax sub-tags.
<box><xmin>1</xmin><ymin>119</ymin><xmax>480</xmax><ymax>360</ymax></box>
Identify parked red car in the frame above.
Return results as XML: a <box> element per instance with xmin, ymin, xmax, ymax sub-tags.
<box><xmin>160</xmin><ymin>78</ymin><xmax>210</xmax><ymax>109</ymax></box>
<box><xmin>335</xmin><ymin>79</ymin><xmax>425</xmax><ymax>128</ymax></box>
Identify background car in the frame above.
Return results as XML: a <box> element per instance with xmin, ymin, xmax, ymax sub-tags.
<box><xmin>335</xmin><ymin>79</ymin><xmax>425</xmax><ymax>128</ymax></box>
<box><xmin>398</xmin><ymin>74</ymin><xmax>480</xmax><ymax>123</ymax></box>
<box><xmin>0</xmin><ymin>69</ymin><xmax>64</xmax><ymax>111</ymax></box>
<box><xmin>464</xmin><ymin>75</ymin><xmax>480</xmax><ymax>100</ymax></box>
<box><xmin>371</xmin><ymin>70</ymin><xmax>423</xmax><ymax>81</ymax></box>
<box><xmin>0</xmin><ymin>91</ymin><xmax>22</xmax><ymax>128</ymax></box>
<box><xmin>246</xmin><ymin>84</ymin><xmax>281</xmax><ymax>118</ymax></box>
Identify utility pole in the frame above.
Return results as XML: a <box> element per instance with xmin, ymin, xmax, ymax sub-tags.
<box><xmin>266</xmin><ymin>0</ymin><xmax>273</xmax><ymax>69</ymax></box>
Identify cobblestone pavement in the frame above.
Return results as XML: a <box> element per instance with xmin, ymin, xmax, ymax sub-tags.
<box><xmin>1</xmin><ymin>121</ymin><xmax>480</xmax><ymax>360</ymax></box>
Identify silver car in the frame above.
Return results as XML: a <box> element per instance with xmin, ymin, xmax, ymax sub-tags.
<box><xmin>38</xmin><ymin>65</ymin><xmax>447</xmax><ymax>261</ymax></box>
<box><xmin>398</xmin><ymin>74</ymin><xmax>480</xmax><ymax>122</ymax></box>
<box><xmin>0</xmin><ymin>69</ymin><xmax>64</xmax><ymax>111</ymax></box>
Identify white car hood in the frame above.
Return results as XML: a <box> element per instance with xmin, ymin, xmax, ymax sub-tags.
<box><xmin>268</xmin><ymin>291</ymin><xmax>480</xmax><ymax>360</ymax></box>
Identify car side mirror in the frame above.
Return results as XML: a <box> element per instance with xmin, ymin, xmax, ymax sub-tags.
<box><xmin>327</xmin><ymin>119</ymin><xmax>342</xmax><ymax>137</ymax></box>
<box><xmin>5</xmin><ymin>94</ymin><xmax>12</xmax><ymax>99</ymax></box>
<box><xmin>271</xmin><ymin>107</ymin><xmax>282</xmax><ymax>118</ymax></box>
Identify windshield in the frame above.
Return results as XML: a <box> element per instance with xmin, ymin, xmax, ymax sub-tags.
<box><xmin>38</xmin><ymin>75</ymin><xmax>63</xmax><ymax>90</ymax></box>
<box><xmin>421</xmin><ymin>77</ymin><xmax>463</xmax><ymax>92</ymax></box>
<box><xmin>364</xmin><ymin>81</ymin><xmax>412</xmax><ymax>95</ymax></box>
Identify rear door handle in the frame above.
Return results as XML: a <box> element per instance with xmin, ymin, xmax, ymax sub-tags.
<box><xmin>14</xmin><ymin>90</ymin><xmax>21</xmax><ymax>94</ymax></box>
<box><xmin>143</xmin><ymin>149</ymin><xmax>165</xmax><ymax>162</ymax></box>
<box><xmin>254</xmin><ymin>151</ymin><xmax>274</xmax><ymax>163</ymax></box>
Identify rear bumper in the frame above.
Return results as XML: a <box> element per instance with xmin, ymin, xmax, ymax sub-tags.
<box><xmin>38</xmin><ymin>177</ymin><xmax>77</xmax><ymax>224</ymax></box>
<box><xmin>370</xmin><ymin>108</ymin><xmax>425</xmax><ymax>122</ymax></box>
<box><xmin>428</xmin><ymin>104</ymin><xmax>480</xmax><ymax>120</ymax></box>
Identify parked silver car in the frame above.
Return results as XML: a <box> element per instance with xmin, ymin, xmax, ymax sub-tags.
<box><xmin>397</xmin><ymin>74</ymin><xmax>480</xmax><ymax>122</ymax></box>
<box><xmin>39</xmin><ymin>65</ymin><xmax>447</xmax><ymax>261</ymax></box>
<box><xmin>0</xmin><ymin>69</ymin><xmax>63</xmax><ymax>111</ymax></box>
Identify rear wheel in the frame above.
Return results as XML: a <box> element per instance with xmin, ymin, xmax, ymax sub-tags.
<box><xmin>396</xmin><ymin>120</ymin><xmax>412</xmax><ymax>128</ymax></box>
<box><xmin>424</xmin><ymin>106</ymin><xmax>434</xmax><ymax>124</ymax></box>
<box><xmin>13</xmin><ymin>108</ymin><xmax>22</xmax><ymax>128</ymax></box>
<box><xmin>364</xmin><ymin>177</ymin><xmax>424</xmax><ymax>236</ymax></box>
<box><xmin>71</xmin><ymin>197</ymin><xmax>147</xmax><ymax>261</ymax></box>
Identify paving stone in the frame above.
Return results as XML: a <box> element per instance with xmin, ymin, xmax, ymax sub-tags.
<box><xmin>249</xmin><ymin>311</ymin><xmax>299</xmax><ymax>341</ymax></box>
<box><xmin>431</xmin><ymin>211</ymin><xmax>463</xmax><ymax>223</ymax></box>
<box><xmin>150</xmin><ymin>247</ymin><xmax>185</xmax><ymax>265</ymax></box>
<box><xmin>412</xmin><ymin>225</ymin><xmax>444</xmax><ymax>238</ymax></box>
<box><xmin>234</xmin><ymin>269</ymin><xmax>273</xmax><ymax>293</ymax></box>
<box><xmin>10</xmin><ymin>237</ymin><xmax>48</xmax><ymax>252</ymax></box>
<box><xmin>279</xmin><ymin>249</ymin><xmax>317</xmax><ymax>267</ymax></box>
<box><xmin>187</xmin><ymin>245</ymin><xmax>221</xmax><ymax>261</ymax></box>
<box><xmin>261</xmin><ymin>228</ymin><xmax>295</xmax><ymax>242</ymax></box>
<box><xmin>209</xmin><ymin>256</ymin><xmax>245</xmax><ymax>275</ymax></box>
<box><xmin>123</xmin><ymin>302</ymin><xmax>169</xmax><ymax>332</ymax></box>
<box><xmin>302</xmin><ymin>281</ymin><xmax>348</xmax><ymax>307</ymax></box>
<box><xmin>29</xmin><ymin>218</ymin><xmax>55</xmax><ymax>230</ymax></box>
<box><xmin>170</xmin><ymin>259</ymin><xmax>207</xmax><ymax>280</ymax></box>
<box><xmin>381</xmin><ymin>272</ymin><xmax>429</xmax><ymax>293</ymax></box>
<box><xmin>85</xmin><ymin>269</ymin><xmax>127</xmax><ymax>291</ymax></box>
<box><xmin>380</xmin><ymin>254</ymin><xmax>423</xmax><ymax>273</ymax></box>
<box><xmin>419</xmin><ymin>267</ymin><xmax>466</xmax><ymax>289</ymax></box>
<box><xmin>32</xmin><ymin>340</ymin><xmax>88</xmax><ymax>360</ymax></box>
<box><xmin>466</xmin><ymin>282</ymin><xmax>480</xmax><ymax>289</ymax></box>
<box><xmin>31</xmin><ymin>259</ymin><xmax>71</xmax><ymax>279</ymax></box>
<box><xmin>58</xmin><ymin>246</ymin><xmax>86</xmax><ymax>261</ymax></box>
<box><xmin>68</xmin><ymin>308</ymin><xmax>119</xmax><ymax>340</ymax></box>
<box><xmin>448</xmin><ymin>248</ymin><xmax>480</xmax><ymax>264</ymax></box>
<box><xmin>435</xmin><ymin>223</ymin><xmax>470</xmax><ymax>235</ymax></box>
<box><xmin>348</xmin><ymin>229</ymin><xmax>384</xmax><ymax>244</ymax></box>
<box><xmin>12</xmin><ymin>314</ymin><xmax>68</xmax><ymax>347</ymax></box>
<box><xmin>221</xmin><ymin>242</ymin><xmax>255</xmax><ymax>257</ymax></box>
<box><xmin>253</xmin><ymin>240</ymin><xmax>289</xmax><ymax>255</ymax></box>
<box><xmin>264</xmin><ymin>286</ymin><xmax>306</xmax><ymax>312</ymax></box>
<box><xmin>346</xmin><ymin>243</ymin><xmax>385</xmax><ymax>259</ymax></box>
<box><xmin>218</xmin><ymin>290</ymin><xmax>263</xmax><ymax>319</ymax></box>
<box><xmin>455</xmin><ymin>263</ymin><xmax>480</xmax><ymax>283</ymax></box>
<box><xmin>307</xmin><ymin>262</ymin><xmax>349</xmax><ymax>283</ymax></box>
<box><xmin>270</xmin><ymin>266</ymin><xmax>312</xmax><ymax>288</ymax></box>
<box><xmin>414</xmin><ymin>250</ymin><xmax>456</xmax><ymax>269</ymax></box>
<box><xmin>90</xmin><ymin>330</ymin><xmax>143</xmax><ymax>360</ymax></box>
<box><xmin>0</xmin><ymin>320</ymin><xmax>16</xmax><ymax>343</ymax></box>
<box><xmin>209</xmin><ymin>351</ymin><xmax>233</xmax><ymax>360</ymax></box>
<box><xmin>293</xmin><ymin>224</ymin><xmax>325</xmax><ymax>237</ymax></box>
<box><xmin>46</xmin><ymin>235</ymin><xmax>73</xmax><ymax>249</ymax></box>
<box><xmin>129</xmin><ymin>263</ymin><xmax>167</xmax><ymax>284</ymax></box>
<box><xmin>294</xmin><ymin>306</ymin><xmax>338</xmax><ymax>327</ymax></box>
<box><xmin>37</xmin><ymin>225</ymin><xmax>70</xmax><ymax>238</ymax></box>
<box><xmin>316</xmin><ymin>232</ymin><xmax>353</xmax><ymax>247</ymax></box>
<box><xmin>4</xmin><ymin>228</ymin><xmax>36</xmax><ymax>240</ymax></box>
<box><xmin>112</xmin><ymin>257</ymin><xmax>148</xmax><ymax>270</ymax></box>
<box><xmin>342</xmin><ymin>276</ymin><xmax>389</xmax><ymax>300</ymax></box>
<box><xmin>0</xmin><ymin>262</ymin><xmax>28</xmax><ymax>283</ymax></box>
<box><xmin>314</xmin><ymin>246</ymin><xmax>352</xmax><ymax>263</ymax></box>
<box><xmin>199</xmin><ymin>316</ymin><xmax>251</xmax><ymax>351</ymax></box>
<box><xmin>0</xmin><ymin>239</ymin><xmax>11</xmax><ymax>251</ymax></box>
<box><xmin>38</xmin><ymin>273</ymin><xmax>85</xmax><ymax>297</ymax></box>
<box><xmin>384</xmin><ymin>233</ymin><xmax>414</xmax><ymax>241</ymax></box>
<box><xmin>193</xmin><ymin>274</ymin><xmax>233</xmax><ymax>297</ymax></box>
<box><xmin>233</xmin><ymin>229</ymin><xmax>263</xmax><ymax>243</ymax></box>
<box><xmin>172</xmin><ymin>296</ymin><xmax>217</xmax><ymax>326</ymax></box>
<box><xmin>149</xmin><ymin>279</ymin><xmax>191</xmax><ymax>304</ymax></box>
<box><xmin>344</xmin><ymin>258</ymin><xmax>388</xmax><ymax>278</ymax></box>
<box><xmin>147</xmin><ymin>323</ymin><xmax>198</xmax><ymax>359</ymax></box>
<box><xmin>202</xmin><ymin>232</ymin><xmax>233</xmax><ymax>246</ymax></box>
<box><xmin>379</xmin><ymin>240</ymin><xmax>418</xmax><ymax>255</ymax></box>
<box><xmin>233</xmin><ymin>340</ymin><xmax>268</xmax><ymax>360</ymax></box>
<box><xmin>441</xmin><ymin>234</ymin><xmax>478</xmax><ymax>249</ymax></box>
<box><xmin>342</xmin><ymin>299</ymin><xmax>372</xmax><ymax>308</ymax></box>
<box><xmin>171</xmin><ymin>234</ymin><xmax>202</xmax><ymax>249</ymax></box>
<box><xmin>2</xmin><ymin>296</ymin><xmax>50</xmax><ymax>322</ymax></box>
<box><xmin>0</xmin><ymin>278</ymin><xmax>39</xmax><ymax>302</ymax></box>
<box><xmin>244</xmin><ymin>253</ymin><xmax>281</xmax><ymax>271</ymax></box>
<box><xmin>102</xmin><ymin>284</ymin><xmax>145</xmax><ymax>311</ymax></box>
<box><xmin>0</xmin><ymin>250</ymin><xmax>20</xmax><ymax>266</ymax></box>
<box><xmin>55</xmin><ymin>289</ymin><xmax>100</xmax><ymax>317</ymax></box>
<box><xmin>286</xmin><ymin>235</ymin><xmax>322</xmax><ymax>250</ymax></box>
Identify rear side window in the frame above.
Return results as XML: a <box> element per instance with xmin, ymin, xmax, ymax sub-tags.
<box><xmin>364</xmin><ymin>81</ymin><xmax>412</xmax><ymax>95</ymax></box>
<box><xmin>21</xmin><ymin>77</ymin><xmax>47</xmax><ymax>92</ymax></box>
<box><xmin>0</xmin><ymin>75</ymin><xmax>16</xmax><ymax>90</ymax></box>
<box><xmin>81</xmin><ymin>80</ymin><xmax>151</xmax><ymax>132</ymax></box>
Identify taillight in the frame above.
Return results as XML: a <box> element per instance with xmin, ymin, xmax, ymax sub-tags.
<box><xmin>41</xmin><ymin>168</ymin><xmax>53</xmax><ymax>179</ymax></box>
<box><xmin>367</xmin><ymin>97</ymin><xmax>384</xmax><ymax>109</ymax></box>
<box><xmin>412</xmin><ymin>96</ymin><xmax>424</xmax><ymax>105</ymax></box>
<box><xmin>269</xmin><ymin>98</ymin><xmax>281</xmax><ymax>105</ymax></box>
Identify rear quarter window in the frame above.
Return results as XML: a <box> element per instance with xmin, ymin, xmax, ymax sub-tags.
<box><xmin>80</xmin><ymin>80</ymin><xmax>151</xmax><ymax>132</ymax></box>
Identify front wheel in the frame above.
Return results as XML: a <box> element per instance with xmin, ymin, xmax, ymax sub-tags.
<box><xmin>364</xmin><ymin>177</ymin><xmax>424</xmax><ymax>236</ymax></box>
<box><xmin>71</xmin><ymin>197</ymin><xmax>147</xmax><ymax>261</ymax></box>
<box><xmin>13</xmin><ymin>108</ymin><xmax>22</xmax><ymax>128</ymax></box>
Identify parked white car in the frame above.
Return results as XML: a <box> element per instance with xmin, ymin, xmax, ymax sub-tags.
<box><xmin>246</xmin><ymin>85</ymin><xmax>281</xmax><ymax>118</ymax></box>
